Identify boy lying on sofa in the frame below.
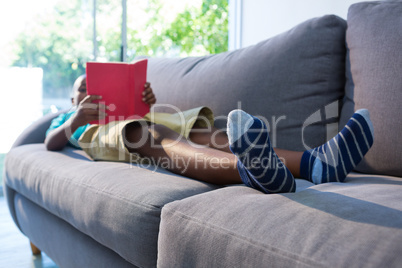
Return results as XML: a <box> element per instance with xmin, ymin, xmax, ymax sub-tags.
<box><xmin>45</xmin><ymin>75</ymin><xmax>374</xmax><ymax>194</ymax></box>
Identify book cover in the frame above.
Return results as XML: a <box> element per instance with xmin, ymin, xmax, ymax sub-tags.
<box><xmin>86</xmin><ymin>59</ymin><xmax>149</xmax><ymax>124</ymax></box>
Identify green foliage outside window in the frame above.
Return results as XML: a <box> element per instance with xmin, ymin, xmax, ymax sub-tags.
<box><xmin>11</xmin><ymin>0</ymin><xmax>228</xmax><ymax>99</ymax></box>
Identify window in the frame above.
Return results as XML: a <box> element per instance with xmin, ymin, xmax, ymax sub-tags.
<box><xmin>0</xmin><ymin>0</ymin><xmax>228</xmax><ymax>186</ymax></box>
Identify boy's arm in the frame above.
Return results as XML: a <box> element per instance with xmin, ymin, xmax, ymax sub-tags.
<box><xmin>45</xmin><ymin>82</ymin><xmax>152</xmax><ymax>151</ymax></box>
<box><xmin>45</xmin><ymin>95</ymin><xmax>106</xmax><ymax>151</ymax></box>
<box><xmin>45</xmin><ymin>118</ymin><xmax>79</xmax><ymax>151</ymax></box>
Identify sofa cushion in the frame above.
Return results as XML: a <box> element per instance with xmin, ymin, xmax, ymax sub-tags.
<box><xmin>147</xmin><ymin>15</ymin><xmax>347</xmax><ymax>151</ymax></box>
<box><xmin>158</xmin><ymin>174</ymin><xmax>402</xmax><ymax>267</ymax></box>
<box><xmin>340</xmin><ymin>1</ymin><xmax>402</xmax><ymax>177</ymax></box>
<box><xmin>4</xmin><ymin>144</ymin><xmax>220</xmax><ymax>268</ymax></box>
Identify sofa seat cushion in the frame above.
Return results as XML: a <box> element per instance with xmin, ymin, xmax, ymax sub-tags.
<box><xmin>158</xmin><ymin>174</ymin><xmax>402</xmax><ymax>267</ymax></box>
<box><xmin>4</xmin><ymin>144</ymin><xmax>220</xmax><ymax>268</ymax></box>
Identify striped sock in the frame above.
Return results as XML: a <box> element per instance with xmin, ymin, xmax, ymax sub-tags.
<box><xmin>300</xmin><ymin>109</ymin><xmax>374</xmax><ymax>184</ymax></box>
<box><xmin>227</xmin><ymin>109</ymin><xmax>295</xmax><ymax>194</ymax></box>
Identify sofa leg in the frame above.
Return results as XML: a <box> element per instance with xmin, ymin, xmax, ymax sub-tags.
<box><xmin>30</xmin><ymin>241</ymin><xmax>41</xmax><ymax>255</ymax></box>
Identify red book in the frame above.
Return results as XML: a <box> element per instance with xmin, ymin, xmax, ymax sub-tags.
<box><xmin>86</xmin><ymin>59</ymin><xmax>149</xmax><ymax>124</ymax></box>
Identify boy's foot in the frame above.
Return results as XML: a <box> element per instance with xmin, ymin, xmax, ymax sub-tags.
<box><xmin>300</xmin><ymin>109</ymin><xmax>374</xmax><ymax>184</ymax></box>
<box><xmin>227</xmin><ymin>110</ymin><xmax>295</xmax><ymax>194</ymax></box>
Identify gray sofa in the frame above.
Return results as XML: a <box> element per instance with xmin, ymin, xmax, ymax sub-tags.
<box><xmin>4</xmin><ymin>2</ymin><xmax>402</xmax><ymax>267</ymax></box>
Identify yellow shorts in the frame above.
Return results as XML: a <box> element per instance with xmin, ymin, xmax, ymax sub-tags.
<box><xmin>78</xmin><ymin>106</ymin><xmax>214</xmax><ymax>162</ymax></box>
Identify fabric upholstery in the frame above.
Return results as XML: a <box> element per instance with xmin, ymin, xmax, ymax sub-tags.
<box><xmin>158</xmin><ymin>174</ymin><xmax>402</xmax><ymax>267</ymax></box>
<box><xmin>341</xmin><ymin>1</ymin><xmax>402</xmax><ymax>177</ymax></box>
<box><xmin>14</xmin><ymin>193</ymin><xmax>136</xmax><ymax>268</ymax></box>
<box><xmin>5</xmin><ymin>144</ymin><xmax>220</xmax><ymax>268</ymax></box>
<box><xmin>147</xmin><ymin>15</ymin><xmax>347</xmax><ymax>151</ymax></box>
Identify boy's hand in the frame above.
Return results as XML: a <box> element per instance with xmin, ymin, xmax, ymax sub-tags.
<box><xmin>142</xmin><ymin>82</ymin><xmax>156</xmax><ymax>106</ymax></box>
<box><xmin>72</xmin><ymin>95</ymin><xmax>107</xmax><ymax>127</ymax></box>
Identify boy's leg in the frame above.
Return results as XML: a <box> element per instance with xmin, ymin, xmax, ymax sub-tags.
<box><xmin>124</xmin><ymin>123</ymin><xmax>242</xmax><ymax>185</ymax></box>
<box><xmin>189</xmin><ymin>126</ymin><xmax>232</xmax><ymax>153</ymax></box>
<box><xmin>182</xmin><ymin>108</ymin><xmax>373</xmax><ymax>187</ymax></box>
<box><xmin>273</xmin><ymin>149</ymin><xmax>303</xmax><ymax>178</ymax></box>
<box><xmin>190</xmin><ymin>126</ymin><xmax>304</xmax><ymax>177</ymax></box>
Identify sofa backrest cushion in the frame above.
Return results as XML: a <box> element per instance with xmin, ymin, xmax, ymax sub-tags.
<box><xmin>340</xmin><ymin>1</ymin><xmax>402</xmax><ymax>177</ymax></box>
<box><xmin>147</xmin><ymin>15</ymin><xmax>347</xmax><ymax>151</ymax></box>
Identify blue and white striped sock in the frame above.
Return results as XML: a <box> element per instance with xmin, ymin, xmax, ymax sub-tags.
<box><xmin>227</xmin><ymin>110</ymin><xmax>295</xmax><ymax>194</ymax></box>
<box><xmin>300</xmin><ymin>109</ymin><xmax>374</xmax><ymax>184</ymax></box>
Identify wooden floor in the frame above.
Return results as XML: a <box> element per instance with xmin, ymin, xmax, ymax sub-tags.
<box><xmin>0</xmin><ymin>194</ymin><xmax>58</xmax><ymax>268</ymax></box>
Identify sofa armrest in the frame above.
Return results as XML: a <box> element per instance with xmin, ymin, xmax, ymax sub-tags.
<box><xmin>11</xmin><ymin>110</ymin><xmax>67</xmax><ymax>148</ymax></box>
<box><xmin>5</xmin><ymin>110</ymin><xmax>66</xmax><ymax>234</ymax></box>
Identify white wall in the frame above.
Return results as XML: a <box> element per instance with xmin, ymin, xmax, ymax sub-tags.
<box><xmin>0</xmin><ymin>68</ymin><xmax>43</xmax><ymax>152</ymax></box>
<box><xmin>229</xmin><ymin>0</ymin><xmax>377</xmax><ymax>50</ymax></box>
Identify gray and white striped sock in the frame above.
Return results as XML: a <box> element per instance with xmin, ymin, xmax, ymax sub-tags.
<box><xmin>228</xmin><ymin>109</ymin><xmax>296</xmax><ymax>194</ymax></box>
<box><xmin>300</xmin><ymin>109</ymin><xmax>374</xmax><ymax>184</ymax></box>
